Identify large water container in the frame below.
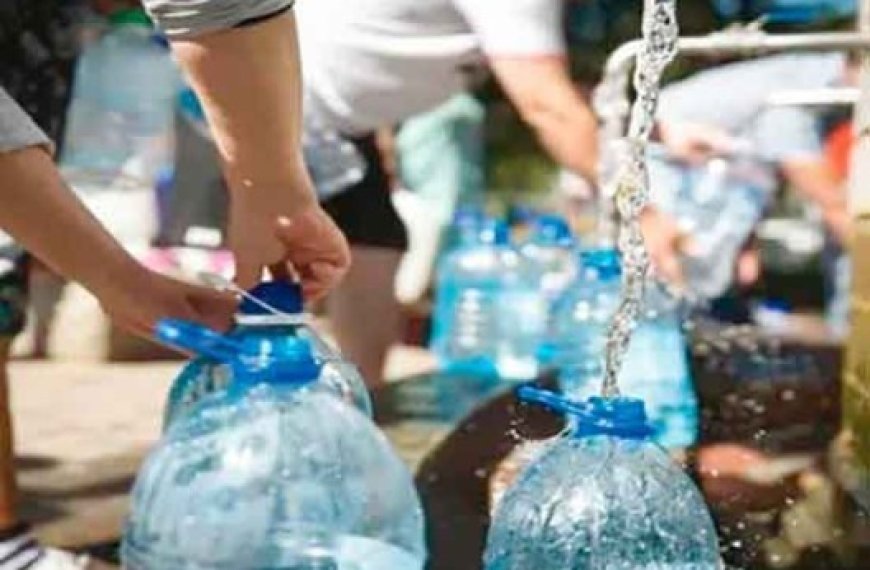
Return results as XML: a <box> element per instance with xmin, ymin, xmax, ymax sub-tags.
<box><xmin>551</xmin><ymin>250</ymin><xmax>699</xmax><ymax>448</ymax></box>
<box><xmin>164</xmin><ymin>281</ymin><xmax>371</xmax><ymax>427</ymax></box>
<box><xmin>124</xmin><ymin>319</ymin><xmax>425</xmax><ymax>569</ymax></box>
<box><xmin>431</xmin><ymin>220</ymin><xmax>545</xmax><ymax>381</ymax></box>
<box><xmin>60</xmin><ymin>8</ymin><xmax>179</xmax><ymax>242</ymax></box>
<box><xmin>484</xmin><ymin>388</ymin><xmax>720</xmax><ymax>570</ymax></box>
<box><xmin>519</xmin><ymin>215</ymin><xmax>577</xmax><ymax>366</ymax></box>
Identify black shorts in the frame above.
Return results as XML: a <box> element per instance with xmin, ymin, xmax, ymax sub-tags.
<box><xmin>0</xmin><ymin>245</ymin><xmax>28</xmax><ymax>338</ymax></box>
<box><xmin>322</xmin><ymin>135</ymin><xmax>408</xmax><ymax>251</ymax></box>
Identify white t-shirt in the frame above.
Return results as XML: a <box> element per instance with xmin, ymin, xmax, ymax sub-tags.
<box><xmin>297</xmin><ymin>0</ymin><xmax>566</xmax><ymax>134</ymax></box>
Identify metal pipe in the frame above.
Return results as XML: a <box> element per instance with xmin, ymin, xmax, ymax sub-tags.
<box><xmin>604</xmin><ymin>30</ymin><xmax>870</xmax><ymax>81</ymax></box>
<box><xmin>601</xmin><ymin>30</ymin><xmax>870</xmax><ymax>136</ymax></box>
<box><xmin>766</xmin><ymin>87</ymin><xmax>859</xmax><ymax>107</ymax></box>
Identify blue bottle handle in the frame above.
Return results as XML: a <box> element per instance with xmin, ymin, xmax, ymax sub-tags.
<box><xmin>155</xmin><ymin>319</ymin><xmax>242</xmax><ymax>363</ymax></box>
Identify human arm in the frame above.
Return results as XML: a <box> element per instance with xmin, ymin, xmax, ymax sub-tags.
<box><xmin>453</xmin><ymin>0</ymin><xmax>597</xmax><ymax>182</ymax></box>
<box><xmin>142</xmin><ymin>2</ymin><xmax>350</xmax><ymax>295</ymax></box>
<box><xmin>488</xmin><ymin>56</ymin><xmax>599</xmax><ymax>181</ymax></box>
<box><xmin>0</xmin><ymin>145</ymin><xmax>234</xmax><ymax>336</ymax></box>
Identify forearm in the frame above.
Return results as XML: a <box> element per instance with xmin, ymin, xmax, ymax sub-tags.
<box><xmin>526</xmin><ymin>101</ymin><xmax>599</xmax><ymax>182</ymax></box>
<box><xmin>490</xmin><ymin>56</ymin><xmax>598</xmax><ymax>182</ymax></box>
<box><xmin>0</xmin><ymin>147</ymin><xmax>144</xmax><ymax>294</ymax></box>
<box><xmin>167</xmin><ymin>11</ymin><xmax>315</xmax><ymax>209</ymax></box>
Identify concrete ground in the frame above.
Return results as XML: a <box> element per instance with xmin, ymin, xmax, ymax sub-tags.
<box><xmin>8</xmin><ymin>345</ymin><xmax>438</xmax><ymax>560</ymax></box>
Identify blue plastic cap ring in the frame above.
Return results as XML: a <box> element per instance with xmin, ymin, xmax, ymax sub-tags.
<box><xmin>574</xmin><ymin>396</ymin><xmax>654</xmax><ymax>440</ymax></box>
<box><xmin>240</xmin><ymin>281</ymin><xmax>304</xmax><ymax>316</ymax></box>
<box><xmin>517</xmin><ymin>386</ymin><xmax>653</xmax><ymax>440</ymax></box>
<box><xmin>533</xmin><ymin>215</ymin><xmax>574</xmax><ymax>246</ymax></box>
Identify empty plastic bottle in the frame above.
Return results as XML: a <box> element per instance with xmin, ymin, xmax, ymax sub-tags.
<box><xmin>551</xmin><ymin>250</ymin><xmax>699</xmax><ymax>448</ymax></box>
<box><xmin>431</xmin><ymin>220</ymin><xmax>545</xmax><ymax>381</ymax></box>
<box><xmin>484</xmin><ymin>387</ymin><xmax>720</xmax><ymax>570</ymax></box>
<box><xmin>674</xmin><ymin>154</ymin><xmax>772</xmax><ymax>300</ymax></box>
<box><xmin>164</xmin><ymin>281</ymin><xmax>371</xmax><ymax>427</ymax></box>
<box><xmin>61</xmin><ymin>9</ymin><xmax>179</xmax><ymax>190</ymax></box>
<box><xmin>60</xmin><ymin>9</ymin><xmax>179</xmax><ymax>244</ymax></box>
<box><xmin>519</xmin><ymin>215</ymin><xmax>577</xmax><ymax>367</ymax></box>
<box><xmin>124</xmin><ymin>319</ymin><xmax>425</xmax><ymax>569</ymax></box>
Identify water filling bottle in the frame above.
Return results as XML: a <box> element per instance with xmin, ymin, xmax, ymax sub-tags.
<box><xmin>551</xmin><ymin>250</ymin><xmax>699</xmax><ymax>448</ymax></box>
<box><xmin>484</xmin><ymin>387</ymin><xmax>720</xmax><ymax>570</ymax></box>
<box><xmin>431</xmin><ymin>219</ymin><xmax>545</xmax><ymax>381</ymax></box>
<box><xmin>164</xmin><ymin>281</ymin><xmax>371</xmax><ymax>427</ymax></box>
<box><xmin>123</xmin><ymin>319</ymin><xmax>425</xmax><ymax>569</ymax></box>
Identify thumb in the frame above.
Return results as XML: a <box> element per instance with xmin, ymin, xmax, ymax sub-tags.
<box><xmin>234</xmin><ymin>257</ymin><xmax>263</xmax><ymax>290</ymax></box>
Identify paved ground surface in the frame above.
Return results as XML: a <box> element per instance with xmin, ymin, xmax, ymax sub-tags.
<box><xmin>8</xmin><ymin>345</ymin><xmax>438</xmax><ymax>562</ymax></box>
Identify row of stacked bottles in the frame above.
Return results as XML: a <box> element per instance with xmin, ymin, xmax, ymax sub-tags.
<box><xmin>432</xmin><ymin>210</ymin><xmax>700</xmax><ymax>449</ymax></box>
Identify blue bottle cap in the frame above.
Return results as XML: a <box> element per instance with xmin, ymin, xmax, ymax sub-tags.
<box><xmin>580</xmin><ymin>248</ymin><xmax>622</xmax><ymax>279</ymax></box>
<box><xmin>532</xmin><ymin>215</ymin><xmax>574</xmax><ymax>247</ymax></box>
<box><xmin>156</xmin><ymin>318</ymin><xmax>321</xmax><ymax>387</ymax></box>
<box><xmin>479</xmin><ymin>220</ymin><xmax>510</xmax><ymax>246</ymax></box>
<box><xmin>240</xmin><ymin>281</ymin><xmax>304</xmax><ymax>316</ymax></box>
<box><xmin>517</xmin><ymin>386</ymin><xmax>654</xmax><ymax>440</ymax></box>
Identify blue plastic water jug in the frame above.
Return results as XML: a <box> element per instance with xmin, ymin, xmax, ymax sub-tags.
<box><xmin>431</xmin><ymin>220</ymin><xmax>545</xmax><ymax>381</ymax></box>
<box><xmin>484</xmin><ymin>387</ymin><xmax>720</xmax><ymax>569</ymax></box>
<box><xmin>123</xmin><ymin>319</ymin><xmax>425</xmax><ymax>569</ymax></box>
<box><xmin>519</xmin><ymin>215</ymin><xmax>577</xmax><ymax>366</ymax></box>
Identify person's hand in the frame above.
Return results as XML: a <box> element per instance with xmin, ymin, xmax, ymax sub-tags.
<box><xmin>95</xmin><ymin>267</ymin><xmax>236</xmax><ymax>338</ymax></box>
<box><xmin>229</xmin><ymin>189</ymin><xmax>351</xmax><ymax>300</ymax></box>
<box><xmin>640</xmin><ymin>205</ymin><xmax>688</xmax><ymax>287</ymax></box>
<box><xmin>658</xmin><ymin>121</ymin><xmax>740</xmax><ymax>165</ymax></box>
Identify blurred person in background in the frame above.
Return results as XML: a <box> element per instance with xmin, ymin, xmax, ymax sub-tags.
<box><xmin>0</xmin><ymin>1</ymin><xmax>349</xmax><ymax>567</ymax></box>
<box><xmin>296</xmin><ymin>0</ymin><xmax>599</xmax><ymax>387</ymax></box>
<box><xmin>392</xmin><ymin>93</ymin><xmax>486</xmax><ymax>306</ymax></box>
<box><xmin>642</xmin><ymin>52</ymin><xmax>856</xmax><ymax>332</ymax></box>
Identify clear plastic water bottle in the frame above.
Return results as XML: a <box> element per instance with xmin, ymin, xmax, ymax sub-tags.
<box><xmin>675</xmin><ymin>154</ymin><xmax>772</xmax><ymax>300</ymax></box>
<box><xmin>484</xmin><ymin>388</ymin><xmax>720</xmax><ymax>570</ymax></box>
<box><xmin>61</xmin><ymin>9</ymin><xmax>178</xmax><ymax>190</ymax></box>
<box><xmin>60</xmin><ymin>9</ymin><xmax>179</xmax><ymax>243</ymax></box>
<box><xmin>519</xmin><ymin>215</ymin><xmax>577</xmax><ymax>367</ymax></box>
<box><xmin>431</xmin><ymin>220</ymin><xmax>545</xmax><ymax>381</ymax></box>
<box><xmin>164</xmin><ymin>281</ymin><xmax>371</xmax><ymax>427</ymax></box>
<box><xmin>124</xmin><ymin>319</ymin><xmax>425</xmax><ymax>569</ymax></box>
<box><xmin>551</xmin><ymin>250</ymin><xmax>699</xmax><ymax>448</ymax></box>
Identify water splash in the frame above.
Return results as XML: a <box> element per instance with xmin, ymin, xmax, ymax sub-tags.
<box><xmin>601</xmin><ymin>0</ymin><xmax>680</xmax><ymax>398</ymax></box>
